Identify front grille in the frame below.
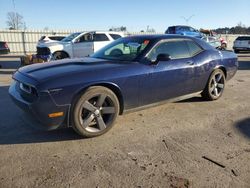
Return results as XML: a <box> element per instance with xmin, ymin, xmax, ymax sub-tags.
<box><xmin>37</xmin><ymin>47</ymin><xmax>51</xmax><ymax>55</ymax></box>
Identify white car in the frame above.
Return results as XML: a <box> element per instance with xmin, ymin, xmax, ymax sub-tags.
<box><xmin>233</xmin><ymin>36</ymin><xmax>250</xmax><ymax>53</ymax></box>
<box><xmin>37</xmin><ymin>36</ymin><xmax>65</xmax><ymax>46</ymax></box>
<box><xmin>36</xmin><ymin>31</ymin><xmax>124</xmax><ymax>60</ymax></box>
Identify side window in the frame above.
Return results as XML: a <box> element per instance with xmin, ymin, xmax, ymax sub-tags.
<box><xmin>186</xmin><ymin>40</ymin><xmax>203</xmax><ymax>56</ymax></box>
<box><xmin>93</xmin><ymin>34</ymin><xmax>109</xmax><ymax>42</ymax></box>
<box><xmin>110</xmin><ymin>34</ymin><xmax>122</xmax><ymax>40</ymax></box>
<box><xmin>148</xmin><ymin>40</ymin><xmax>191</xmax><ymax>60</ymax></box>
<box><xmin>76</xmin><ymin>34</ymin><xmax>92</xmax><ymax>43</ymax></box>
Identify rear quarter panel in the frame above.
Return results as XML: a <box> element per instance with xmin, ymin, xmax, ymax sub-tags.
<box><xmin>220</xmin><ymin>50</ymin><xmax>238</xmax><ymax>80</ymax></box>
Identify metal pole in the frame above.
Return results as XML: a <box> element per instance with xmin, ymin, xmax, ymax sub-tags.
<box><xmin>21</xmin><ymin>31</ymin><xmax>26</xmax><ymax>55</ymax></box>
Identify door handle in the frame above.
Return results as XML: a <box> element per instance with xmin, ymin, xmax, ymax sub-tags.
<box><xmin>187</xmin><ymin>61</ymin><xmax>195</xmax><ymax>66</ymax></box>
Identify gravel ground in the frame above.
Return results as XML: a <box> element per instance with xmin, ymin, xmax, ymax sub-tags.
<box><xmin>0</xmin><ymin>54</ymin><xmax>249</xmax><ymax>188</ymax></box>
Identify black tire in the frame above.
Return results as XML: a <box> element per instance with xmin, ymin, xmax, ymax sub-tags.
<box><xmin>71</xmin><ymin>86</ymin><xmax>119</xmax><ymax>137</ymax></box>
<box><xmin>201</xmin><ymin>69</ymin><xmax>226</xmax><ymax>101</ymax></box>
<box><xmin>52</xmin><ymin>51</ymin><xmax>68</xmax><ymax>60</ymax></box>
<box><xmin>234</xmin><ymin>50</ymin><xmax>239</xmax><ymax>54</ymax></box>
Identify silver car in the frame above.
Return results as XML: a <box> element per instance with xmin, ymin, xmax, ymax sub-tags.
<box><xmin>233</xmin><ymin>36</ymin><xmax>250</xmax><ymax>53</ymax></box>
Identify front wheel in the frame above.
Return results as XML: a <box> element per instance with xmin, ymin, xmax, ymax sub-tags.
<box><xmin>52</xmin><ymin>51</ymin><xmax>68</xmax><ymax>60</ymax></box>
<box><xmin>71</xmin><ymin>86</ymin><xmax>120</xmax><ymax>137</ymax></box>
<box><xmin>201</xmin><ymin>69</ymin><xmax>226</xmax><ymax>101</ymax></box>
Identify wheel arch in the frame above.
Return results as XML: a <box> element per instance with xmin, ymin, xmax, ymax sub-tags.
<box><xmin>53</xmin><ymin>50</ymin><xmax>70</xmax><ymax>58</ymax></box>
<box><xmin>72</xmin><ymin>82</ymin><xmax>124</xmax><ymax>115</ymax></box>
<box><xmin>214</xmin><ymin>65</ymin><xmax>227</xmax><ymax>79</ymax></box>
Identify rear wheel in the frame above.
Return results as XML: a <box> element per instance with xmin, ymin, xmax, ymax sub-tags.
<box><xmin>201</xmin><ymin>69</ymin><xmax>226</xmax><ymax>101</ymax></box>
<box><xmin>72</xmin><ymin>86</ymin><xmax>119</xmax><ymax>137</ymax></box>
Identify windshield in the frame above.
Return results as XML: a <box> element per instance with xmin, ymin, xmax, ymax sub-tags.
<box><xmin>61</xmin><ymin>32</ymin><xmax>81</xmax><ymax>42</ymax></box>
<box><xmin>91</xmin><ymin>37</ymin><xmax>151</xmax><ymax>61</ymax></box>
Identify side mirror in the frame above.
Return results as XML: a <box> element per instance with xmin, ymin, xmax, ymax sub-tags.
<box><xmin>156</xmin><ymin>53</ymin><xmax>171</xmax><ymax>62</ymax></box>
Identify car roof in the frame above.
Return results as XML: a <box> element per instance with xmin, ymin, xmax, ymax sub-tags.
<box><xmin>77</xmin><ymin>31</ymin><xmax>124</xmax><ymax>35</ymax></box>
<box><xmin>168</xmin><ymin>25</ymin><xmax>194</xmax><ymax>28</ymax></box>
<box><xmin>124</xmin><ymin>34</ymin><xmax>196</xmax><ymax>40</ymax></box>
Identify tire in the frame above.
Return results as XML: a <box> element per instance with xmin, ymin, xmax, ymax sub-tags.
<box><xmin>52</xmin><ymin>51</ymin><xmax>68</xmax><ymax>60</ymax></box>
<box><xmin>71</xmin><ymin>86</ymin><xmax>120</xmax><ymax>137</ymax></box>
<box><xmin>201</xmin><ymin>69</ymin><xmax>226</xmax><ymax>101</ymax></box>
<box><xmin>234</xmin><ymin>50</ymin><xmax>239</xmax><ymax>54</ymax></box>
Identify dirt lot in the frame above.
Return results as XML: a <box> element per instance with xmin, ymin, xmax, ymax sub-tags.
<box><xmin>0</xmin><ymin>54</ymin><xmax>250</xmax><ymax>188</ymax></box>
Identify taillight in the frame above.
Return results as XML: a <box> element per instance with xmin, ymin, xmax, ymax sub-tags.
<box><xmin>4</xmin><ymin>42</ymin><xmax>8</xmax><ymax>48</ymax></box>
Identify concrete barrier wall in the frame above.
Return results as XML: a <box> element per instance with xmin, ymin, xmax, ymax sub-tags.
<box><xmin>0</xmin><ymin>29</ymin><xmax>245</xmax><ymax>54</ymax></box>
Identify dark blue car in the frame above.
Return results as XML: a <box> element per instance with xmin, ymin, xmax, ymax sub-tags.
<box><xmin>9</xmin><ymin>35</ymin><xmax>238</xmax><ymax>137</ymax></box>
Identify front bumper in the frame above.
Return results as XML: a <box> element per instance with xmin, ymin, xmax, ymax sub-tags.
<box><xmin>9</xmin><ymin>81</ymin><xmax>70</xmax><ymax>130</ymax></box>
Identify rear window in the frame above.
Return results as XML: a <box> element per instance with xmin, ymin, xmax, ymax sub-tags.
<box><xmin>166</xmin><ymin>27</ymin><xmax>175</xmax><ymax>34</ymax></box>
<box><xmin>110</xmin><ymin>34</ymin><xmax>122</xmax><ymax>40</ymax></box>
<box><xmin>93</xmin><ymin>34</ymin><xmax>109</xmax><ymax>42</ymax></box>
<box><xmin>186</xmin><ymin>40</ymin><xmax>203</xmax><ymax>56</ymax></box>
<box><xmin>236</xmin><ymin>36</ymin><xmax>250</xmax><ymax>40</ymax></box>
<box><xmin>48</xmin><ymin>36</ymin><xmax>65</xmax><ymax>41</ymax></box>
<box><xmin>39</xmin><ymin>36</ymin><xmax>46</xmax><ymax>40</ymax></box>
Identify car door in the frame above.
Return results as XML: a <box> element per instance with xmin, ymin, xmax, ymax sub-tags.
<box><xmin>72</xmin><ymin>33</ymin><xmax>94</xmax><ymax>57</ymax></box>
<box><xmin>93</xmin><ymin>33</ymin><xmax>111</xmax><ymax>52</ymax></box>
<box><xmin>139</xmin><ymin>39</ymin><xmax>197</xmax><ymax>105</ymax></box>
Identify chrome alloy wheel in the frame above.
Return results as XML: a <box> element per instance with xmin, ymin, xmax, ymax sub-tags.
<box><xmin>209</xmin><ymin>71</ymin><xmax>225</xmax><ymax>98</ymax></box>
<box><xmin>79</xmin><ymin>94</ymin><xmax>116</xmax><ymax>133</ymax></box>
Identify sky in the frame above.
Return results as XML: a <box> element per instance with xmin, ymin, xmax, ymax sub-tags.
<box><xmin>0</xmin><ymin>0</ymin><xmax>250</xmax><ymax>32</ymax></box>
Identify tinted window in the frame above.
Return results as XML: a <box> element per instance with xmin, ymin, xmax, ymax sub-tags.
<box><xmin>186</xmin><ymin>40</ymin><xmax>203</xmax><ymax>56</ymax></box>
<box><xmin>91</xmin><ymin>38</ymin><xmax>151</xmax><ymax>61</ymax></box>
<box><xmin>61</xmin><ymin>32</ymin><xmax>81</xmax><ymax>42</ymax></box>
<box><xmin>48</xmin><ymin>36</ymin><xmax>65</xmax><ymax>41</ymax></box>
<box><xmin>110</xmin><ymin>34</ymin><xmax>122</xmax><ymax>40</ymax></box>
<box><xmin>76</xmin><ymin>33</ymin><xmax>93</xmax><ymax>43</ymax></box>
<box><xmin>166</xmin><ymin>27</ymin><xmax>175</xmax><ymax>34</ymax></box>
<box><xmin>236</xmin><ymin>36</ymin><xmax>250</xmax><ymax>40</ymax></box>
<box><xmin>94</xmin><ymin>34</ymin><xmax>109</xmax><ymax>41</ymax></box>
<box><xmin>148</xmin><ymin>40</ymin><xmax>191</xmax><ymax>60</ymax></box>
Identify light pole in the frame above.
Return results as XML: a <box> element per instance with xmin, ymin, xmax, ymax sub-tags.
<box><xmin>180</xmin><ymin>15</ymin><xmax>195</xmax><ymax>25</ymax></box>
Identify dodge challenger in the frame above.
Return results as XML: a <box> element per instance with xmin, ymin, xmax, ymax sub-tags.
<box><xmin>9</xmin><ymin>35</ymin><xmax>238</xmax><ymax>137</ymax></box>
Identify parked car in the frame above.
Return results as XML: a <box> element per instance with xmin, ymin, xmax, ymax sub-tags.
<box><xmin>9</xmin><ymin>35</ymin><xmax>238</xmax><ymax>137</ymax></box>
<box><xmin>200</xmin><ymin>29</ymin><xmax>227</xmax><ymax>49</ymax></box>
<box><xmin>201</xmin><ymin>36</ymin><xmax>223</xmax><ymax>49</ymax></box>
<box><xmin>37</xmin><ymin>35</ymin><xmax>65</xmax><ymax>45</ymax></box>
<box><xmin>0</xmin><ymin>41</ymin><xmax>10</xmax><ymax>55</ymax></box>
<box><xmin>36</xmin><ymin>31</ymin><xmax>124</xmax><ymax>60</ymax></box>
<box><xmin>233</xmin><ymin>36</ymin><xmax>250</xmax><ymax>53</ymax></box>
<box><xmin>165</xmin><ymin>25</ymin><xmax>203</xmax><ymax>38</ymax></box>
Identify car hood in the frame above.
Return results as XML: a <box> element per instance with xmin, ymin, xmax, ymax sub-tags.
<box><xmin>37</xmin><ymin>41</ymin><xmax>70</xmax><ymax>48</ymax></box>
<box><xmin>17</xmin><ymin>57</ymin><xmax>134</xmax><ymax>82</ymax></box>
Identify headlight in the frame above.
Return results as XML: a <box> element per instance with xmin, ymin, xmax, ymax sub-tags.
<box><xmin>20</xmin><ymin>82</ymin><xmax>32</xmax><ymax>94</ymax></box>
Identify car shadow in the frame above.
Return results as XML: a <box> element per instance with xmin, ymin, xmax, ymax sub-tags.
<box><xmin>0</xmin><ymin>86</ymin><xmax>83</xmax><ymax>145</ymax></box>
<box><xmin>234</xmin><ymin>118</ymin><xmax>250</xmax><ymax>139</ymax></box>
<box><xmin>176</xmin><ymin>96</ymin><xmax>205</xmax><ymax>103</ymax></box>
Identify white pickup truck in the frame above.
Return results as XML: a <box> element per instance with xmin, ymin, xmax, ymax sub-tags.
<box><xmin>36</xmin><ymin>31</ymin><xmax>124</xmax><ymax>60</ymax></box>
